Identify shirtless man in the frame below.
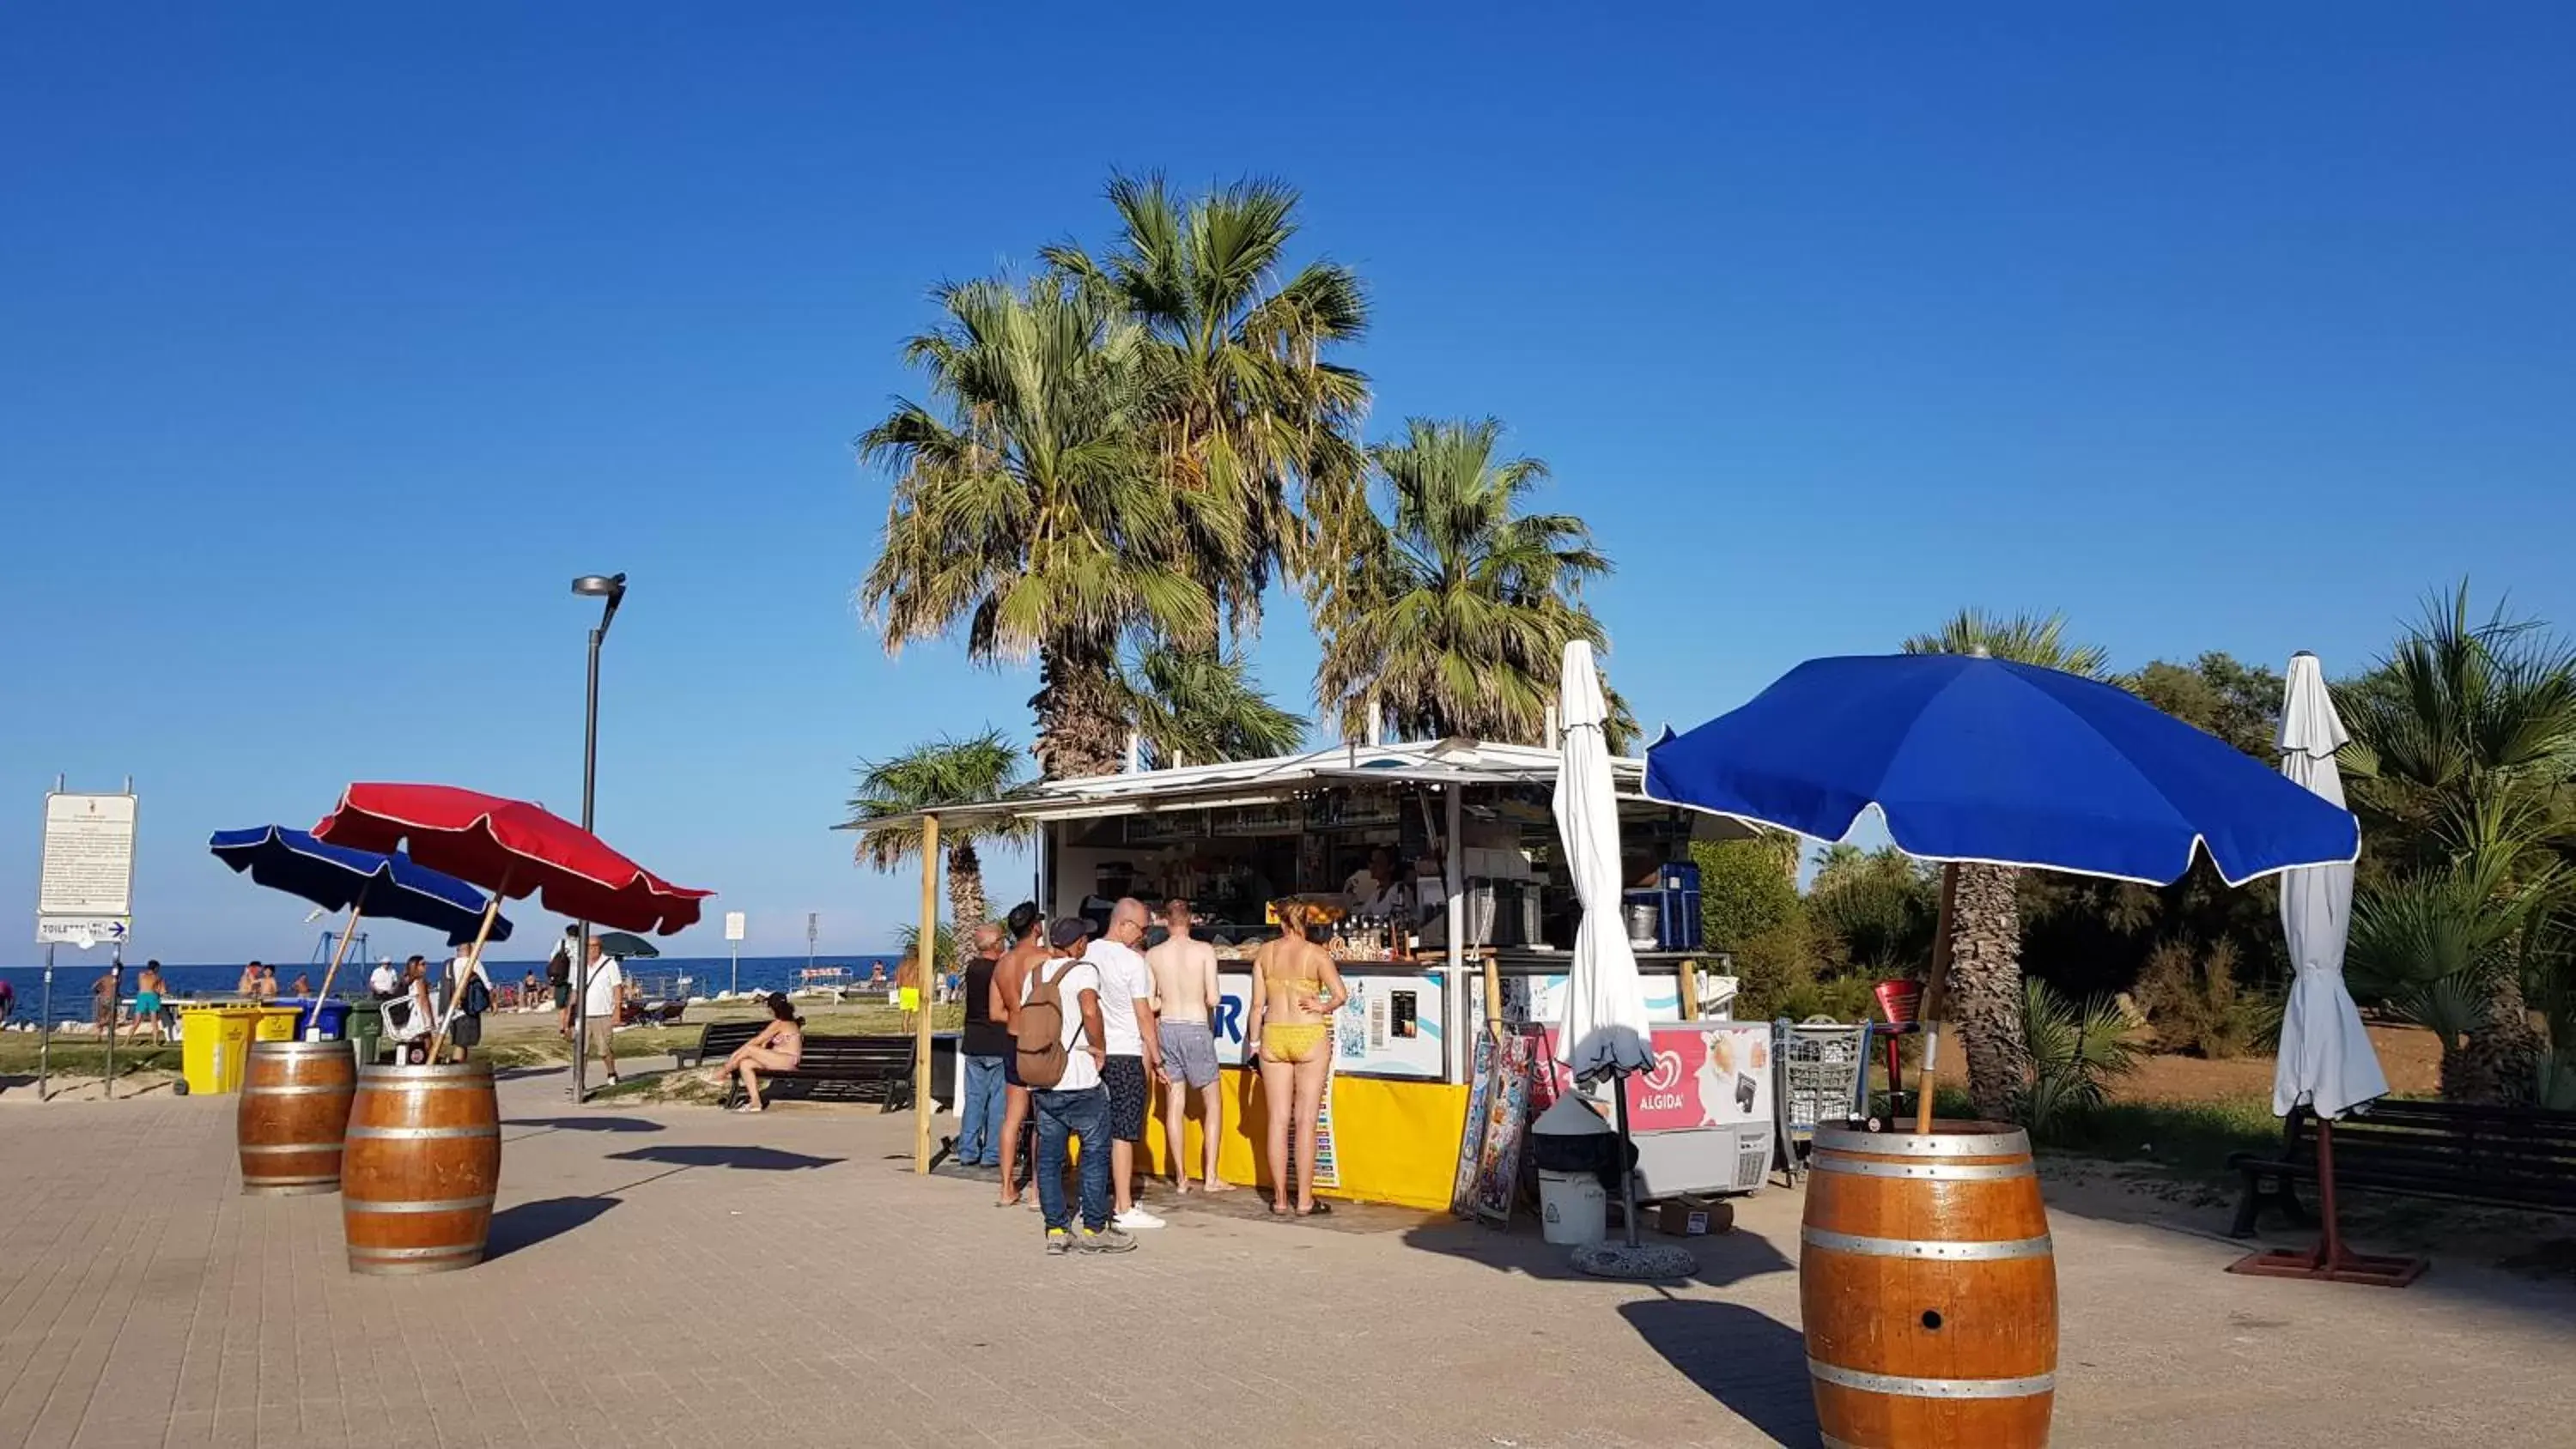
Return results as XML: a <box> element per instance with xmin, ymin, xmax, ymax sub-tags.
<box><xmin>987</xmin><ymin>902</ymin><xmax>1048</xmax><ymax>1207</ymax></box>
<box><xmin>1146</xmin><ymin>899</ymin><xmax>1230</xmax><ymax>1193</ymax></box>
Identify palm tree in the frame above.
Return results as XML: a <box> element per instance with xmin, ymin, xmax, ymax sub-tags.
<box><xmin>1043</xmin><ymin>173</ymin><xmax>1371</xmax><ymax>640</ymax></box>
<box><xmin>1900</xmin><ymin>609</ymin><xmax>2112</xmax><ymax>1120</ymax></box>
<box><xmin>846</xmin><ymin>731</ymin><xmax>1035</xmax><ymax>956</ymax></box>
<box><xmin>1315</xmin><ymin>417</ymin><xmax>1620</xmax><ymax>748</ymax></box>
<box><xmin>857</xmin><ymin>275</ymin><xmax>1213</xmax><ymax>779</ymax></box>
<box><xmin>1119</xmin><ymin>645</ymin><xmax>1308</xmax><ymax>768</ymax></box>
<box><xmin>2338</xmin><ymin>584</ymin><xmax>2576</xmax><ymax>1100</ymax></box>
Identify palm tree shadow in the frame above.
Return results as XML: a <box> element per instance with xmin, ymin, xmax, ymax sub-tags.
<box><xmin>502</xmin><ymin>1116</ymin><xmax>667</xmax><ymax>1134</ymax></box>
<box><xmin>1618</xmin><ymin>1294</ymin><xmax>1818</xmax><ymax>1446</ymax></box>
<box><xmin>605</xmin><ymin>1144</ymin><xmax>843</xmax><ymax>1172</ymax></box>
<box><xmin>483</xmin><ymin>1197</ymin><xmax>620</xmax><ymax>1260</ymax></box>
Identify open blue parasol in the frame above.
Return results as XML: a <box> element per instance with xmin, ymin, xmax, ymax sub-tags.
<box><xmin>210</xmin><ymin>826</ymin><xmax>515</xmax><ymax>1030</ymax></box>
<box><xmin>1643</xmin><ymin>653</ymin><xmax>2360</xmax><ymax>1130</ymax></box>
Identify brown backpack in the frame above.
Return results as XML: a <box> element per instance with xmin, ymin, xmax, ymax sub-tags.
<box><xmin>1014</xmin><ymin>960</ymin><xmax>1086</xmax><ymax>1089</ymax></box>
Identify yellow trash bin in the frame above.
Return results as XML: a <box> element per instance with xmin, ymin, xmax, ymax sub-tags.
<box><xmin>179</xmin><ymin>1006</ymin><xmax>263</xmax><ymax>1095</ymax></box>
<box><xmin>252</xmin><ymin>1006</ymin><xmax>305</xmax><ymax>1043</ymax></box>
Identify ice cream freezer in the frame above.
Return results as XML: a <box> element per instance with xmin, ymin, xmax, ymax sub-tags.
<box><xmin>1539</xmin><ymin>1020</ymin><xmax>1777</xmax><ymax>1197</ymax></box>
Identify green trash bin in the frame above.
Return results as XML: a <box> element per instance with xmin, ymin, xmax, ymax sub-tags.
<box><xmin>347</xmin><ymin>1001</ymin><xmax>384</xmax><ymax>1067</ymax></box>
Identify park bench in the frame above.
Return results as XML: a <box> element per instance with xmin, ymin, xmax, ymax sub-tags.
<box><xmin>675</xmin><ymin>1020</ymin><xmax>760</xmax><ymax>1070</ymax></box>
<box><xmin>2228</xmin><ymin>1098</ymin><xmax>2576</xmax><ymax>1238</ymax></box>
<box><xmin>718</xmin><ymin>1035</ymin><xmax>917</xmax><ymax>1111</ymax></box>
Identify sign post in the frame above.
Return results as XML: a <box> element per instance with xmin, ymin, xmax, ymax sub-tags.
<box><xmin>724</xmin><ymin>911</ymin><xmax>747</xmax><ymax>996</ymax></box>
<box><xmin>35</xmin><ymin>781</ymin><xmax>137</xmax><ymax>1103</ymax></box>
<box><xmin>805</xmin><ymin>912</ymin><xmax>818</xmax><ymax>980</ymax></box>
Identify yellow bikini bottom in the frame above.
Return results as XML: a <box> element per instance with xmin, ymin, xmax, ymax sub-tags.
<box><xmin>1263</xmin><ymin>1023</ymin><xmax>1328</xmax><ymax>1064</ymax></box>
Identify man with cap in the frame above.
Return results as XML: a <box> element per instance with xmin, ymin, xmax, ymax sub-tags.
<box><xmin>1024</xmin><ymin>917</ymin><xmax>1134</xmax><ymax>1255</ymax></box>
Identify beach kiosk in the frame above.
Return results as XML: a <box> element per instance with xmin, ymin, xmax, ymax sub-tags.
<box><xmin>846</xmin><ymin>737</ymin><xmax>1753</xmax><ymax>1210</ymax></box>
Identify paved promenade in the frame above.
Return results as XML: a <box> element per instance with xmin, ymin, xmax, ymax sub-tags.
<box><xmin>3</xmin><ymin>1070</ymin><xmax>2570</xmax><ymax>1448</ymax></box>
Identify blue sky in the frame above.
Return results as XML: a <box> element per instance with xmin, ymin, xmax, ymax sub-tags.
<box><xmin>4</xmin><ymin>3</ymin><xmax>2571</xmax><ymax>965</ymax></box>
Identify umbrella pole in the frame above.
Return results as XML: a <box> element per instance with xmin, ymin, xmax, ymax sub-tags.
<box><xmin>426</xmin><ymin>879</ymin><xmax>508</xmax><ymax>1064</ymax></box>
<box><xmin>914</xmin><ymin>814</ymin><xmax>941</xmax><ymax>1175</ymax></box>
<box><xmin>307</xmin><ymin>901</ymin><xmax>366</xmax><ymax>1038</ymax></box>
<box><xmin>1913</xmin><ymin>864</ymin><xmax>1960</xmax><ymax>1135</ymax></box>
<box><xmin>1613</xmin><ymin>1063</ymin><xmax>1643</xmax><ymax>1248</ymax></box>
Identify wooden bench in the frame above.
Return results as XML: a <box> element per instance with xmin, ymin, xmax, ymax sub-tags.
<box><xmin>2229</xmin><ymin>1098</ymin><xmax>2576</xmax><ymax>1237</ymax></box>
<box><xmin>675</xmin><ymin>1020</ymin><xmax>760</xmax><ymax>1070</ymax></box>
<box><xmin>716</xmin><ymin>1034</ymin><xmax>918</xmax><ymax>1111</ymax></box>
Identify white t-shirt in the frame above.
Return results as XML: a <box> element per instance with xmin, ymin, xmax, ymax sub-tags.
<box><xmin>1084</xmin><ymin>939</ymin><xmax>1151</xmax><ymax>1057</ymax></box>
<box><xmin>368</xmin><ymin>962</ymin><xmax>398</xmax><ymax>996</ymax></box>
<box><xmin>1022</xmin><ymin>957</ymin><xmax>1102</xmax><ymax>1091</ymax></box>
<box><xmin>440</xmin><ymin>956</ymin><xmax>492</xmax><ymax>1030</ymax></box>
<box><xmin>583</xmin><ymin>957</ymin><xmax>624</xmax><ymax>1018</ymax></box>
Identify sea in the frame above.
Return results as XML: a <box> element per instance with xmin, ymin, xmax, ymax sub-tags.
<box><xmin>0</xmin><ymin>955</ymin><xmax>908</xmax><ymax>1025</ymax></box>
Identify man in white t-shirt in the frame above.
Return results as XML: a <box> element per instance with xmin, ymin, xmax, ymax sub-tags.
<box><xmin>1024</xmin><ymin>918</ymin><xmax>1133</xmax><ymax>1256</ymax></box>
<box><xmin>440</xmin><ymin>949</ymin><xmax>493</xmax><ymax>1063</ymax></box>
<box><xmin>580</xmin><ymin>938</ymin><xmax>624</xmax><ymax>1085</ymax></box>
<box><xmin>368</xmin><ymin>958</ymin><xmax>400</xmax><ymax>1000</ymax></box>
<box><xmin>1084</xmin><ymin>898</ymin><xmax>1164</xmax><ymax>1233</ymax></box>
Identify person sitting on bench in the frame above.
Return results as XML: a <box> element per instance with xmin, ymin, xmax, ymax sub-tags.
<box><xmin>719</xmin><ymin>994</ymin><xmax>804</xmax><ymax>1113</ymax></box>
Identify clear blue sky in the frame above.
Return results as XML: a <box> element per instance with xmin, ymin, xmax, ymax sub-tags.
<box><xmin>4</xmin><ymin>3</ymin><xmax>2571</xmax><ymax>965</ymax></box>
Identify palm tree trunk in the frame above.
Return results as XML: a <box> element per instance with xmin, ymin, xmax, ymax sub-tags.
<box><xmin>1946</xmin><ymin>863</ymin><xmax>2031</xmax><ymax>1120</ymax></box>
<box><xmin>946</xmin><ymin>840</ymin><xmax>987</xmax><ymax>961</ymax></box>
<box><xmin>2457</xmin><ymin>974</ymin><xmax>2544</xmax><ymax>1104</ymax></box>
<box><xmin>1031</xmin><ymin>644</ymin><xmax>1127</xmax><ymax>780</ymax></box>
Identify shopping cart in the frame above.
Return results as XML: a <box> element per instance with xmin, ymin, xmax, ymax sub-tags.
<box><xmin>1771</xmin><ymin>1017</ymin><xmax>1875</xmax><ymax>1186</ymax></box>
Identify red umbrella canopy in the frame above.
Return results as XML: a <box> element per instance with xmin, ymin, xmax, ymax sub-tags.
<box><xmin>313</xmin><ymin>783</ymin><xmax>713</xmax><ymax>934</ymax></box>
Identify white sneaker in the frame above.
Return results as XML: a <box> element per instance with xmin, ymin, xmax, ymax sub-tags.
<box><xmin>1113</xmin><ymin>1206</ymin><xmax>1166</xmax><ymax>1231</ymax></box>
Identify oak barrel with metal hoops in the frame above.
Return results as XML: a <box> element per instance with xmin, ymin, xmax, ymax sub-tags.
<box><xmin>1799</xmin><ymin>1122</ymin><xmax>2057</xmax><ymax>1448</ymax></box>
<box><xmin>341</xmin><ymin>1059</ymin><xmax>501</xmax><ymax>1275</ymax></box>
<box><xmin>237</xmin><ymin>1039</ymin><xmax>358</xmax><ymax>1195</ymax></box>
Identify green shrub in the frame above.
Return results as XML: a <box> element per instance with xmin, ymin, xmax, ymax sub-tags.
<box><xmin>1693</xmin><ymin>834</ymin><xmax>1798</xmax><ymax>949</ymax></box>
<box><xmin>2132</xmin><ymin>936</ymin><xmax>2270</xmax><ymax>1058</ymax></box>
<box><xmin>2013</xmin><ymin>978</ymin><xmax>2147</xmax><ymax>1133</ymax></box>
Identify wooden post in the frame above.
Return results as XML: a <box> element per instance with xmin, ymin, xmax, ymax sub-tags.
<box><xmin>1677</xmin><ymin>958</ymin><xmax>1701</xmax><ymax>1022</ymax></box>
<box><xmin>914</xmin><ymin>813</ymin><xmax>941</xmax><ymax>1175</ymax></box>
<box><xmin>425</xmin><ymin>877</ymin><xmax>508</xmax><ymax>1064</ymax></box>
<box><xmin>1913</xmin><ymin>863</ymin><xmax>1960</xmax><ymax>1135</ymax></box>
<box><xmin>305</xmin><ymin>901</ymin><xmax>367</xmax><ymax>1037</ymax></box>
<box><xmin>1480</xmin><ymin>949</ymin><xmax>1504</xmax><ymax>1042</ymax></box>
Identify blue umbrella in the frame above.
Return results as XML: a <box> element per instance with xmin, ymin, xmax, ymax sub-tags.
<box><xmin>1643</xmin><ymin>654</ymin><xmax>2358</xmax><ymax>886</ymax></box>
<box><xmin>1644</xmin><ymin>653</ymin><xmax>2360</xmax><ymax>1130</ymax></box>
<box><xmin>210</xmin><ymin>826</ymin><xmax>514</xmax><ymax>1029</ymax></box>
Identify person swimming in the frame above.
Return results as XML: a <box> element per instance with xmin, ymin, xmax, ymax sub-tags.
<box><xmin>718</xmin><ymin>993</ymin><xmax>805</xmax><ymax>1113</ymax></box>
<box><xmin>1247</xmin><ymin>908</ymin><xmax>1348</xmax><ymax>1216</ymax></box>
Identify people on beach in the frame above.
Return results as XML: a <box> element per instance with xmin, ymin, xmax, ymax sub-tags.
<box><xmin>1249</xmin><ymin>909</ymin><xmax>1348</xmax><ymax>1216</ymax></box>
<box><xmin>720</xmin><ymin>993</ymin><xmax>805</xmax><ymax>1113</ymax></box>
<box><xmin>549</xmin><ymin>925</ymin><xmax>578</xmax><ymax>1034</ymax></box>
<box><xmin>1147</xmin><ymin>899</ymin><xmax>1230</xmax><ymax>1194</ymax></box>
<box><xmin>519</xmin><ymin>971</ymin><xmax>543</xmax><ymax>1010</ymax></box>
<box><xmin>368</xmin><ymin>957</ymin><xmax>399</xmax><ymax>999</ymax></box>
<box><xmin>1022</xmin><ymin>917</ymin><xmax>1132</xmax><ymax>1254</ymax></box>
<box><xmin>93</xmin><ymin>963</ymin><xmax>121</xmax><ymax>1036</ymax></box>
<box><xmin>135</xmin><ymin>962</ymin><xmax>168</xmax><ymax>1044</ymax></box>
<box><xmin>956</xmin><ymin>921</ymin><xmax>1009</xmax><ymax>1169</ymax></box>
<box><xmin>289</xmin><ymin>972</ymin><xmax>311</xmax><ymax>997</ymax></box>
<box><xmin>895</xmin><ymin>950</ymin><xmax>923</xmax><ymax>1019</ymax></box>
<box><xmin>1085</xmin><ymin>897</ymin><xmax>1163</xmax><ymax>1233</ymax></box>
<box><xmin>236</xmin><ymin>961</ymin><xmax>262</xmax><ymax>997</ymax></box>
<box><xmin>394</xmin><ymin>957</ymin><xmax>434</xmax><ymax>1060</ymax></box>
<box><xmin>581</xmin><ymin>937</ymin><xmax>623</xmax><ymax>1085</ymax></box>
<box><xmin>440</xmin><ymin>948</ymin><xmax>492</xmax><ymax>1063</ymax></box>
<box><xmin>991</xmin><ymin>902</ymin><xmax>1047</xmax><ymax>1207</ymax></box>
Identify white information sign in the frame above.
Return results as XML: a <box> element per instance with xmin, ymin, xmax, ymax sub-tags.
<box><xmin>38</xmin><ymin>917</ymin><xmax>129</xmax><ymax>947</ymax></box>
<box><xmin>724</xmin><ymin>911</ymin><xmax>747</xmax><ymax>943</ymax></box>
<box><xmin>39</xmin><ymin>792</ymin><xmax>137</xmax><ymax>939</ymax></box>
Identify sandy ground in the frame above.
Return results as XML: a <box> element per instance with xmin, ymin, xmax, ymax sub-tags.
<box><xmin>2112</xmin><ymin>1022</ymin><xmax>2443</xmax><ymax>1102</ymax></box>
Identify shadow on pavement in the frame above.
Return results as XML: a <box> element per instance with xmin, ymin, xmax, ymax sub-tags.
<box><xmin>606</xmin><ymin>1144</ymin><xmax>843</xmax><ymax>1172</ymax></box>
<box><xmin>1400</xmin><ymin>1213</ymin><xmax>1794</xmax><ymax>1288</ymax></box>
<box><xmin>1618</xmin><ymin>1293</ymin><xmax>1817</xmax><ymax>1447</ymax></box>
<box><xmin>484</xmin><ymin>1196</ymin><xmax>619</xmax><ymax>1260</ymax></box>
<box><xmin>502</xmin><ymin>1116</ymin><xmax>666</xmax><ymax>1133</ymax></box>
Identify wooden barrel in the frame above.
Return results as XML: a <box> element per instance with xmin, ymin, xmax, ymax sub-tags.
<box><xmin>1800</xmin><ymin>1122</ymin><xmax>2057</xmax><ymax>1448</ymax></box>
<box><xmin>238</xmin><ymin>1039</ymin><xmax>358</xmax><ymax>1195</ymax></box>
<box><xmin>341</xmin><ymin>1060</ymin><xmax>501</xmax><ymax>1276</ymax></box>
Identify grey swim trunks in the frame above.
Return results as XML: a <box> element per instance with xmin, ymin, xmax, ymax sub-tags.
<box><xmin>1158</xmin><ymin>1020</ymin><xmax>1220</xmax><ymax>1088</ymax></box>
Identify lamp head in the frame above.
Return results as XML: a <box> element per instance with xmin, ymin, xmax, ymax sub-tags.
<box><xmin>572</xmin><ymin>573</ymin><xmax>627</xmax><ymax>599</ymax></box>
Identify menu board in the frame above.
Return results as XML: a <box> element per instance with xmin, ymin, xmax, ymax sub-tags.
<box><xmin>1538</xmin><ymin>1022</ymin><xmax>1773</xmax><ymax>1133</ymax></box>
<box><xmin>1207</xmin><ymin>968</ymin><xmax>1445</xmax><ymax>1080</ymax></box>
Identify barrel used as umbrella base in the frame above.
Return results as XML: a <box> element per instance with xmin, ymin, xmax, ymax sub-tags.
<box><xmin>1572</xmin><ymin>1240</ymin><xmax>1698</xmax><ymax>1280</ymax></box>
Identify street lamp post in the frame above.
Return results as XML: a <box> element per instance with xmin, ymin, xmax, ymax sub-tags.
<box><xmin>570</xmin><ymin>572</ymin><xmax>626</xmax><ymax>1102</ymax></box>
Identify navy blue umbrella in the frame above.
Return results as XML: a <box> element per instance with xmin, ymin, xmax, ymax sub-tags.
<box><xmin>210</xmin><ymin>826</ymin><xmax>514</xmax><ymax>1028</ymax></box>
<box><xmin>1644</xmin><ymin>654</ymin><xmax>2360</xmax><ymax>1131</ymax></box>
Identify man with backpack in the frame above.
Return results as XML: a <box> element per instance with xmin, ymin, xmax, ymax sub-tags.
<box><xmin>1017</xmin><ymin>918</ymin><xmax>1135</xmax><ymax>1256</ymax></box>
<box><xmin>441</xmin><ymin>946</ymin><xmax>494</xmax><ymax>1063</ymax></box>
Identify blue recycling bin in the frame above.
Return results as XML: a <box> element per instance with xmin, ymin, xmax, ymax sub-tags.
<box><xmin>274</xmin><ymin>997</ymin><xmax>351</xmax><ymax>1039</ymax></box>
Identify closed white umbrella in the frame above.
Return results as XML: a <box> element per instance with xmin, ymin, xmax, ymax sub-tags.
<box><xmin>1554</xmin><ymin>640</ymin><xmax>1654</xmax><ymax>1084</ymax></box>
<box><xmin>2233</xmin><ymin>652</ymin><xmax>2417</xmax><ymax>1285</ymax></box>
<box><xmin>2270</xmin><ymin>652</ymin><xmax>2388</xmax><ymax>1120</ymax></box>
<box><xmin>1552</xmin><ymin>640</ymin><xmax>1690</xmax><ymax>1278</ymax></box>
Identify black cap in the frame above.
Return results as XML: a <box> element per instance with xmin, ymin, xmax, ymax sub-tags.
<box><xmin>1048</xmin><ymin>917</ymin><xmax>1092</xmax><ymax>949</ymax></box>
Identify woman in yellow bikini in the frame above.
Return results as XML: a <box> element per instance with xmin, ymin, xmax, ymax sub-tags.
<box><xmin>1248</xmin><ymin>908</ymin><xmax>1349</xmax><ymax>1216</ymax></box>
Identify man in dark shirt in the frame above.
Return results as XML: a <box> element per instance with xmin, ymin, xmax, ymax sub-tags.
<box><xmin>954</xmin><ymin>921</ymin><xmax>1011</xmax><ymax>1171</ymax></box>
